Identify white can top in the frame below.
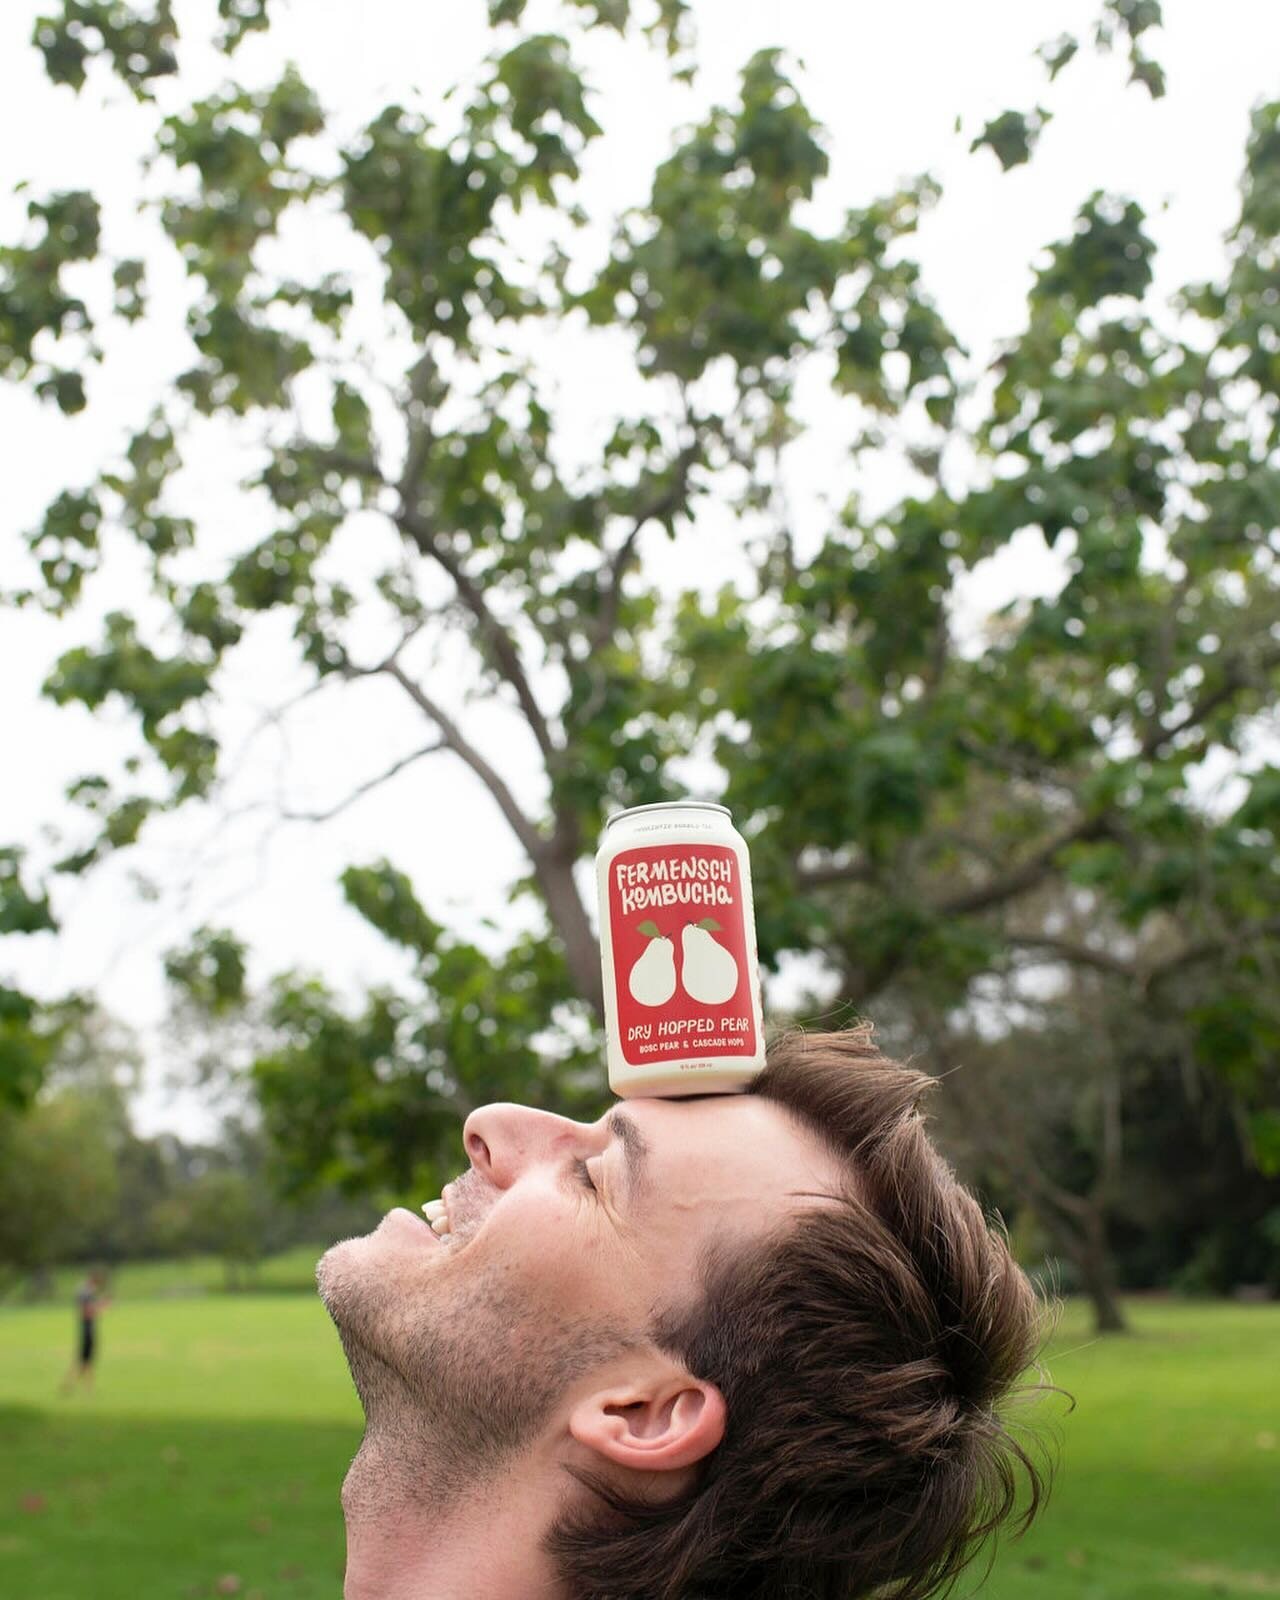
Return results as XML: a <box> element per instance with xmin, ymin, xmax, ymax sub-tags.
<box><xmin>603</xmin><ymin>800</ymin><xmax>731</xmax><ymax>832</ymax></box>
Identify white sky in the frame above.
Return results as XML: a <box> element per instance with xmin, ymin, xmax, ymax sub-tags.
<box><xmin>2</xmin><ymin>0</ymin><xmax>1277</xmax><ymax>1136</ymax></box>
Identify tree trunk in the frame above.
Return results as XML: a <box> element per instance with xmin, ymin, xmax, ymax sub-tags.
<box><xmin>922</xmin><ymin>1021</ymin><xmax>1132</xmax><ymax>1336</ymax></box>
<box><xmin>1073</xmin><ymin>1208</ymin><xmax>1129</xmax><ymax>1334</ymax></box>
<box><xmin>1036</xmin><ymin>1199</ymin><xmax>1130</xmax><ymax>1335</ymax></box>
<box><xmin>533</xmin><ymin>845</ymin><xmax>604</xmax><ymax>1024</ymax></box>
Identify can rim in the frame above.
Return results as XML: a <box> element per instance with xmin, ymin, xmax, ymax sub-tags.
<box><xmin>602</xmin><ymin>800</ymin><xmax>731</xmax><ymax>832</ymax></box>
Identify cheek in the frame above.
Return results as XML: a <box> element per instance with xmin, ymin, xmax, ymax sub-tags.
<box><xmin>476</xmin><ymin>1200</ymin><xmax>628</xmax><ymax>1319</ymax></box>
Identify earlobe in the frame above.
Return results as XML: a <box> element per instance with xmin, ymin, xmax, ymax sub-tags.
<box><xmin>569</xmin><ymin>1378</ymin><xmax>726</xmax><ymax>1474</ymax></box>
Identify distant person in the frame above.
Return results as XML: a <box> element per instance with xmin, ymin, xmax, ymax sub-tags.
<box><xmin>316</xmin><ymin>1025</ymin><xmax>1053</xmax><ymax>1600</ymax></box>
<box><xmin>59</xmin><ymin>1269</ymin><xmax>110</xmax><ymax>1394</ymax></box>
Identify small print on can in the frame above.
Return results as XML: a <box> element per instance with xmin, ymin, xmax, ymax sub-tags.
<box><xmin>596</xmin><ymin>801</ymin><xmax>767</xmax><ymax>1098</ymax></box>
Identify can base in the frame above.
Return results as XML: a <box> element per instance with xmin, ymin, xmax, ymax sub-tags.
<box><xmin>610</xmin><ymin>1067</ymin><xmax>760</xmax><ymax>1099</ymax></box>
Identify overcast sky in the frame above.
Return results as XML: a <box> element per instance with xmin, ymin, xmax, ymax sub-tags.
<box><xmin>2</xmin><ymin>0</ymin><xmax>1278</xmax><ymax>1137</ymax></box>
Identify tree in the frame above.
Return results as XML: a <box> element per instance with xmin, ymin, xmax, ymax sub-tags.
<box><xmin>0</xmin><ymin>1002</ymin><xmax>138</xmax><ymax>1289</ymax></box>
<box><xmin>0</xmin><ymin>1083</ymin><xmax>121</xmax><ymax>1289</ymax></box>
<box><xmin>920</xmin><ymin>964</ymin><xmax>1280</xmax><ymax>1321</ymax></box>
<box><xmin>0</xmin><ymin>992</ymin><xmax>385</xmax><ymax>1291</ymax></box>
<box><xmin>0</xmin><ymin>847</ymin><xmax>65</xmax><ymax>1112</ymax></box>
<box><xmin>162</xmin><ymin>891</ymin><xmax>602</xmax><ymax>1200</ymax></box>
<box><xmin>5</xmin><ymin>2</ymin><xmax>1278</xmax><ymax>1331</ymax></box>
<box><xmin>149</xmin><ymin>1166</ymin><xmax>260</xmax><ymax>1288</ymax></box>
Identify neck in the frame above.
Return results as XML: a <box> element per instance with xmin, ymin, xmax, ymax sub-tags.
<box><xmin>340</xmin><ymin>1432</ymin><xmax>568</xmax><ymax>1600</ymax></box>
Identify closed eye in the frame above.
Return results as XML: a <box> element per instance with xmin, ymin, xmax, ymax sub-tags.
<box><xmin>574</xmin><ymin>1157</ymin><xmax>598</xmax><ymax>1195</ymax></box>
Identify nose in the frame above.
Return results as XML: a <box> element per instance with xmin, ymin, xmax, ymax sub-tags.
<box><xmin>462</xmin><ymin>1103</ymin><xmax>595</xmax><ymax>1190</ymax></box>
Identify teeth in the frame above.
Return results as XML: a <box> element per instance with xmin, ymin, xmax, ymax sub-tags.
<box><xmin>422</xmin><ymin>1198</ymin><xmax>451</xmax><ymax>1236</ymax></box>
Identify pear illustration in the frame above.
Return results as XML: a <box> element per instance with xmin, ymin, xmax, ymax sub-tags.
<box><xmin>629</xmin><ymin>921</ymin><xmax>677</xmax><ymax>1006</ymax></box>
<box><xmin>680</xmin><ymin>920</ymin><xmax>739</xmax><ymax>1006</ymax></box>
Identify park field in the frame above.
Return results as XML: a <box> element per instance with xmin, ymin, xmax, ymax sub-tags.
<box><xmin>1</xmin><ymin>1271</ymin><xmax>1277</xmax><ymax>1600</ymax></box>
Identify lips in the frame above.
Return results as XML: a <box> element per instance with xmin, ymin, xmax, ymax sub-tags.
<box><xmin>388</xmin><ymin>1206</ymin><xmax>443</xmax><ymax>1246</ymax></box>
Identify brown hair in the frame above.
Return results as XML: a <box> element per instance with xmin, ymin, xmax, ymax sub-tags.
<box><xmin>545</xmin><ymin>1023</ymin><xmax>1053</xmax><ymax>1600</ymax></box>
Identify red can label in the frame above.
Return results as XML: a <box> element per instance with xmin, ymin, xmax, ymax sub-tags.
<box><xmin>606</xmin><ymin>843</ymin><xmax>758</xmax><ymax>1068</ymax></box>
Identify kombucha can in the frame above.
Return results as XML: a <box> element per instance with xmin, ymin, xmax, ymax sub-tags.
<box><xmin>596</xmin><ymin>800</ymin><xmax>767</xmax><ymax>1098</ymax></box>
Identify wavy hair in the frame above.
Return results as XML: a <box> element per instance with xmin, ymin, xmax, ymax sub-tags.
<box><xmin>544</xmin><ymin>1023</ymin><xmax>1055</xmax><ymax>1600</ymax></box>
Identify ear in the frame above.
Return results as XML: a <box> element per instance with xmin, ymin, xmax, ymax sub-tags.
<box><xmin>568</xmin><ymin>1372</ymin><xmax>726</xmax><ymax>1474</ymax></box>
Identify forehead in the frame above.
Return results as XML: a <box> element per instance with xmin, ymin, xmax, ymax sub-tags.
<box><xmin>607</xmin><ymin>1093</ymin><xmax>843</xmax><ymax>1222</ymax></box>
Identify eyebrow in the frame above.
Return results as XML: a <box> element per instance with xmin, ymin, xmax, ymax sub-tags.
<box><xmin>604</xmin><ymin>1108</ymin><xmax>651</xmax><ymax>1209</ymax></box>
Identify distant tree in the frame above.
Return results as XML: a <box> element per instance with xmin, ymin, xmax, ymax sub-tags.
<box><xmin>912</xmin><ymin>969</ymin><xmax>1280</xmax><ymax>1330</ymax></box>
<box><xmin>0</xmin><ymin>1086</ymin><xmax>120</xmax><ymax>1288</ymax></box>
<box><xmin>0</xmin><ymin>848</ymin><xmax>64</xmax><ymax>1112</ymax></box>
<box><xmin>0</xmin><ymin>1003</ymin><xmax>136</xmax><ymax>1287</ymax></box>
<box><xmin>5</xmin><ymin>1</ymin><xmax>1277</xmax><ymax>1331</ymax></box>
<box><xmin>151</xmin><ymin>1166</ymin><xmax>262</xmax><ymax>1288</ymax></box>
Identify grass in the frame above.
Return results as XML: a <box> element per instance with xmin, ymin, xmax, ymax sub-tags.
<box><xmin>1</xmin><ymin>1268</ymin><xmax>1277</xmax><ymax>1599</ymax></box>
<box><xmin>1</xmin><ymin>1270</ymin><xmax>358</xmax><ymax>1600</ymax></box>
<box><xmin>984</xmin><ymin>1299</ymin><xmax>1280</xmax><ymax>1600</ymax></box>
<box><xmin>3</xmin><ymin>1246</ymin><xmax>327</xmax><ymax>1306</ymax></box>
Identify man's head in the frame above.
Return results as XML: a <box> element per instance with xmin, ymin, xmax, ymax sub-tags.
<box><xmin>318</xmin><ymin>1024</ymin><xmax>1048</xmax><ymax>1598</ymax></box>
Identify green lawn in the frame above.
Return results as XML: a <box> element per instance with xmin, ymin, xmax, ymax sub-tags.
<box><xmin>985</xmin><ymin>1300</ymin><xmax>1280</xmax><ymax>1600</ymax></box>
<box><xmin>1</xmin><ymin>1276</ymin><xmax>1276</xmax><ymax>1599</ymax></box>
<box><xmin>2</xmin><ymin>1245</ymin><xmax>327</xmax><ymax>1306</ymax></box>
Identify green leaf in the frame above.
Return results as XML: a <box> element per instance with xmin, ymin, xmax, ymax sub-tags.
<box><xmin>31</xmin><ymin>1</ymin><xmax>179</xmax><ymax>101</ymax></box>
<box><xmin>1129</xmin><ymin>49</ymin><xmax>1166</xmax><ymax>99</ymax></box>
<box><xmin>970</xmin><ymin>107</ymin><xmax>1052</xmax><ymax>172</ymax></box>
<box><xmin>1247</xmin><ymin>1109</ymin><xmax>1280</xmax><ymax>1177</ymax></box>
<box><xmin>164</xmin><ymin>927</ymin><xmax>249</xmax><ymax>1014</ymax></box>
<box><xmin>341</xmin><ymin>862</ymin><xmax>444</xmax><ymax>961</ymax></box>
<box><xmin>1036</xmin><ymin>33</ymin><xmax>1079</xmax><ymax>80</ymax></box>
<box><xmin>0</xmin><ymin>848</ymin><xmax>56</xmax><ymax>935</ymax></box>
<box><xmin>1035</xmin><ymin>192</ymin><xmax>1155</xmax><ymax>307</ymax></box>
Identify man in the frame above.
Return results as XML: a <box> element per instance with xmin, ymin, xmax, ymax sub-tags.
<box><xmin>59</xmin><ymin>1268</ymin><xmax>110</xmax><ymax>1395</ymax></box>
<box><xmin>317</xmin><ymin>1024</ymin><xmax>1050</xmax><ymax>1599</ymax></box>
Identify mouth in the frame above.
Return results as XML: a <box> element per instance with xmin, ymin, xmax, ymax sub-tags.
<box><xmin>422</xmin><ymin>1182</ymin><xmax>458</xmax><ymax>1243</ymax></box>
<box><xmin>387</xmin><ymin>1206</ymin><xmax>443</xmax><ymax>1247</ymax></box>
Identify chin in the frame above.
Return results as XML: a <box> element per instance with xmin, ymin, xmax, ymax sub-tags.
<box><xmin>316</xmin><ymin>1213</ymin><xmax>439</xmax><ymax>1331</ymax></box>
<box><xmin>316</xmin><ymin>1230</ymin><xmax>378</xmax><ymax>1320</ymax></box>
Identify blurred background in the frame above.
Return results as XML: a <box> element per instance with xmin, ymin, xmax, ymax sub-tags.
<box><xmin>2</xmin><ymin>1</ymin><xmax>1278</xmax><ymax>1596</ymax></box>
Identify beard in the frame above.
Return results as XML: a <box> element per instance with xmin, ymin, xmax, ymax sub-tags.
<box><xmin>316</xmin><ymin>1220</ymin><xmax>639</xmax><ymax>1521</ymax></box>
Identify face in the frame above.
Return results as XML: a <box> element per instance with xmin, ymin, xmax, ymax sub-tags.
<box><xmin>317</xmin><ymin>1093</ymin><xmax>842</xmax><ymax>1495</ymax></box>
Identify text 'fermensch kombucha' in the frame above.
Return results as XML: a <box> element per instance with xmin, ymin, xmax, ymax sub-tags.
<box><xmin>596</xmin><ymin>801</ymin><xmax>767</xmax><ymax>1098</ymax></box>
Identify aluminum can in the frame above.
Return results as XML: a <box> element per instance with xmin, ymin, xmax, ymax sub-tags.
<box><xmin>596</xmin><ymin>800</ymin><xmax>767</xmax><ymax>1098</ymax></box>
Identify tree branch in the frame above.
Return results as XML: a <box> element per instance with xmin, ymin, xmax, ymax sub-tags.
<box><xmin>592</xmin><ymin>438</ymin><xmax>701</xmax><ymax>652</ymax></box>
<box><xmin>354</xmin><ymin>658</ymin><xmax>547</xmax><ymax>865</ymax></box>
<box><xmin>1007</xmin><ymin>934</ymin><xmax>1136</xmax><ymax>979</ymax></box>
<box><xmin>1141</xmin><ymin>637</ymin><xmax>1280</xmax><ymax>757</ymax></box>
<box><xmin>397</xmin><ymin>510</ymin><xmax>559</xmax><ymax>765</ymax></box>
<box><xmin>396</xmin><ymin>346</ymin><xmax>447</xmax><ymax>504</ymax></box>
<box><xmin>915</xmin><ymin>1005</ymin><xmax>1098</xmax><ymax>1227</ymax></box>
<box><xmin>1007</xmin><ymin>915</ymin><xmax>1280</xmax><ymax>994</ymax></box>
<box><xmin>280</xmin><ymin>740</ymin><xmax>448</xmax><ymax>823</ymax></box>
<box><xmin>565</xmin><ymin>436</ymin><xmax>703</xmax><ymax>740</ymax></box>
<box><xmin>1141</xmin><ymin>913</ymin><xmax>1280</xmax><ymax>997</ymax></box>
<box><xmin>217</xmin><ymin>676</ymin><xmax>340</xmax><ymax>796</ymax></box>
<box><xmin>933</xmin><ymin>813</ymin><xmax>1109</xmax><ymax>916</ymax></box>
<box><xmin>954</xmin><ymin>734</ymin><xmax>1085</xmax><ymax>797</ymax></box>
<box><xmin>389</xmin><ymin>342</ymin><xmax>558</xmax><ymax>763</ymax></box>
<box><xmin>795</xmin><ymin>856</ymin><xmax>877</xmax><ymax>890</ymax></box>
